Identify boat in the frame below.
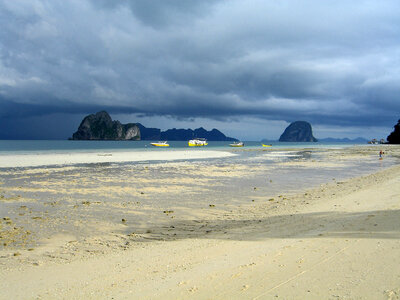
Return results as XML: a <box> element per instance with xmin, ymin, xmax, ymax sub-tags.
<box><xmin>229</xmin><ymin>141</ymin><xmax>244</xmax><ymax>147</ymax></box>
<box><xmin>188</xmin><ymin>138</ymin><xmax>208</xmax><ymax>147</ymax></box>
<box><xmin>150</xmin><ymin>141</ymin><xmax>169</xmax><ymax>147</ymax></box>
<box><xmin>262</xmin><ymin>144</ymin><xmax>272</xmax><ymax>147</ymax></box>
<box><xmin>368</xmin><ymin>139</ymin><xmax>379</xmax><ymax>144</ymax></box>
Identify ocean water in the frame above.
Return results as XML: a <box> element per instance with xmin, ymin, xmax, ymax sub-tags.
<box><xmin>0</xmin><ymin>139</ymin><xmax>361</xmax><ymax>153</ymax></box>
<box><xmin>0</xmin><ymin>139</ymin><xmax>377</xmax><ymax>170</ymax></box>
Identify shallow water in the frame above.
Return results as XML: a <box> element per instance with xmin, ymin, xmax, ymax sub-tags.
<box><xmin>0</xmin><ymin>139</ymin><xmax>359</xmax><ymax>153</ymax></box>
<box><xmin>0</xmin><ymin>146</ymin><xmax>397</xmax><ymax>249</ymax></box>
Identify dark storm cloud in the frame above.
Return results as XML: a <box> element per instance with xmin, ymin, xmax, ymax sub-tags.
<box><xmin>1</xmin><ymin>0</ymin><xmax>400</xmax><ymax>138</ymax></box>
<box><xmin>92</xmin><ymin>0</ymin><xmax>219</xmax><ymax>28</ymax></box>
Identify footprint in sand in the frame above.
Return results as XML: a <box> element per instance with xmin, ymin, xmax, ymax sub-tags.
<box><xmin>242</xmin><ymin>284</ymin><xmax>250</xmax><ymax>291</ymax></box>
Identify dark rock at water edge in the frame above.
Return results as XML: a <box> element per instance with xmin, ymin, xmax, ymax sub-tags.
<box><xmin>279</xmin><ymin>121</ymin><xmax>317</xmax><ymax>142</ymax></box>
<box><xmin>387</xmin><ymin>119</ymin><xmax>400</xmax><ymax>144</ymax></box>
<box><xmin>160</xmin><ymin>127</ymin><xmax>237</xmax><ymax>141</ymax></box>
<box><xmin>72</xmin><ymin>111</ymin><xmax>140</xmax><ymax>140</ymax></box>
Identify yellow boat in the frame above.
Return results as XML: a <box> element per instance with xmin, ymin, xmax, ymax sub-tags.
<box><xmin>150</xmin><ymin>141</ymin><xmax>169</xmax><ymax>147</ymax></box>
<box><xmin>262</xmin><ymin>144</ymin><xmax>272</xmax><ymax>147</ymax></box>
<box><xmin>188</xmin><ymin>138</ymin><xmax>208</xmax><ymax>147</ymax></box>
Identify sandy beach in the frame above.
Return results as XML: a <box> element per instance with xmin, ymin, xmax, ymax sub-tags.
<box><xmin>1</xmin><ymin>145</ymin><xmax>400</xmax><ymax>299</ymax></box>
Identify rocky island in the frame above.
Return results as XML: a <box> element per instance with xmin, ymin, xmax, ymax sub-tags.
<box><xmin>72</xmin><ymin>111</ymin><xmax>140</xmax><ymax>140</ymax></box>
<box><xmin>71</xmin><ymin>111</ymin><xmax>237</xmax><ymax>141</ymax></box>
<box><xmin>279</xmin><ymin>121</ymin><xmax>317</xmax><ymax>142</ymax></box>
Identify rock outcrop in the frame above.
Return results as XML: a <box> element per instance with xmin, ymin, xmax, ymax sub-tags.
<box><xmin>279</xmin><ymin>121</ymin><xmax>317</xmax><ymax>142</ymax></box>
<box><xmin>72</xmin><ymin>111</ymin><xmax>140</xmax><ymax>140</ymax></box>
<box><xmin>387</xmin><ymin>119</ymin><xmax>400</xmax><ymax>144</ymax></box>
<box><xmin>72</xmin><ymin>111</ymin><xmax>237</xmax><ymax>141</ymax></box>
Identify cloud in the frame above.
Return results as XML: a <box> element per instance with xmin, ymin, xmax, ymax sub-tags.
<box><xmin>92</xmin><ymin>0</ymin><xmax>219</xmax><ymax>28</ymax></box>
<box><xmin>0</xmin><ymin>0</ymin><xmax>399</xmax><ymax>139</ymax></box>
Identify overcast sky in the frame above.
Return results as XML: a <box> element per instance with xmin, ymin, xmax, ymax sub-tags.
<box><xmin>1</xmin><ymin>0</ymin><xmax>399</xmax><ymax>140</ymax></box>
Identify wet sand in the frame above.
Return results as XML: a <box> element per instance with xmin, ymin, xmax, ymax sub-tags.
<box><xmin>0</xmin><ymin>149</ymin><xmax>236</xmax><ymax>167</ymax></box>
<box><xmin>0</xmin><ymin>145</ymin><xmax>400</xmax><ymax>299</ymax></box>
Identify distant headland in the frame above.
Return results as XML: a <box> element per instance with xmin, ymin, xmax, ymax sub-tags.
<box><xmin>387</xmin><ymin>119</ymin><xmax>400</xmax><ymax>144</ymax></box>
<box><xmin>71</xmin><ymin>111</ymin><xmax>237</xmax><ymax>141</ymax></box>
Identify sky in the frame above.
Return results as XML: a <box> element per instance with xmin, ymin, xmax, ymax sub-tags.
<box><xmin>1</xmin><ymin>0</ymin><xmax>399</xmax><ymax>140</ymax></box>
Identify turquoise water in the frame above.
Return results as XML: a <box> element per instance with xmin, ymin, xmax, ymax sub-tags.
<box><xmin>0</xmin><ymin>140</ymin><xmax>361</xmax><ymax>153</ymax></box>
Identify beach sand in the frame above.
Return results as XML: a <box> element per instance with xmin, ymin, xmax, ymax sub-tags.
<box><xmin>0</xmin><ymin>145</ymin><xmax>400</xmax><ymax>299</ymax></box>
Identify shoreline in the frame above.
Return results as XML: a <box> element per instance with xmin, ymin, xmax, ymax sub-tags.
<box><xmin>0</xmin><ymin>146</ymin><xmax>399</xmax><ymax>299</ymax></box>
<box><xmin>0</xmin><ymin>149</ymin><xmax>236</xmax><ymax>168</ymax></box>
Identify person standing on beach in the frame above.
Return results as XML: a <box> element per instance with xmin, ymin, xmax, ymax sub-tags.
<box><xmin>379</xmin><ymin>150</ymin><xmax>383</xmax><ymax>159</ymax></box>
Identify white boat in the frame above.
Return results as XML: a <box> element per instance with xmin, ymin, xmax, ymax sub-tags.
<box><xmin>188</xmin><ymin>138</ymin><xmax>208</xmax><ymax>147</ymax></box>
<box><xmin>229</xmin><ymin>141</ymin><xmax>244</xmax><ymax>147</ymax></box>
<box><xmin>150</xmin><ymin>141</ymin><xmax>169</xmax><ymax>147</ymax></box>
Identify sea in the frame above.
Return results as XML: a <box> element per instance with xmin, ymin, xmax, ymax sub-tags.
<box><xmin>0</xmin><ymin>139</ymin><xmax>362</xmax><ymax>153</ymax></box>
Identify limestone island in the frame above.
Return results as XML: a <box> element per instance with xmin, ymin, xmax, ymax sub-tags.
<box><xmin>71</xmin><ymin>111</ymin><xmax>237</xmax><ymax>141</ymax></box>
<box><xmin>279</xmin><ymin>121</ymin><xmax>317</xmax><ymax>142</ymax></box>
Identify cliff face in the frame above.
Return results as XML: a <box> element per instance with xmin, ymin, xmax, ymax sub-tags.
<box><xmin>72</xmin><ymin>111</ymin><xmax>140</xmax><ymax>140</ymax></box>
<box><xmin>279</xmin><ymin>121</ymin><xmax>317</xmax><ymax>142</ymax></box>
<box><xmin>387</xmin><ymin>119</ymin><xmax>400</xmax><ymax>144</ymax></box>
